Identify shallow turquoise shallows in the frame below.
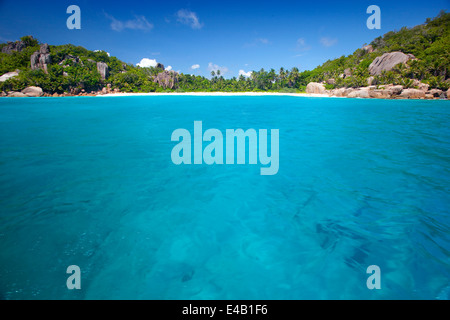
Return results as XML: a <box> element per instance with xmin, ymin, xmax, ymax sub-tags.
<box><xmin>0</xmin><ymin>96</ymin><xmax>449</xmax><ymax>300</ymax></box>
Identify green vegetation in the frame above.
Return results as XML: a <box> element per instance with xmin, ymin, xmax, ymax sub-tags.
<box><xmin>0</xmin><ymin>11</ymin><xmax>448</xmax><ymax>94</ymax></box>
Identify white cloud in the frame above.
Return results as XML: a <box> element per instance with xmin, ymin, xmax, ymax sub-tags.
<box><xmin>191</xmin><ymin>64</ymin><xmax>200</xmax><ymax>70</ymax></box>
<box><xmin>137</xmin><ymin>58</ymin><xmax>158</xmax><ymax>68</ymax></box>
<box><xmin>320</xmin><ymin>37</ymin><xmax>338</xmax><ymax>47</ymax></box>
<box><xmin>208</xmin><ymin>62</ymin><xmax>228</xmax><ymax>75</ymax></box>
<box><xmin>176</xmin><ymin>9</ymin><xmax>203</xmax><ymax>29</ymax></box>
<box><xmin>165</xmin><ymin>66</ymin><xmax>173</xmax><ymax>71</ymax></box>
<box><xmin>239</xmin><ymin>70</ymin><xmax>252</xmax><ymax>78</ymax></box>
<box><xmin>105</xmin><ymin>13</ymin><xmax>153</xmax><ymax>32</ymax></box>
<box><xmin>297</xmin><ymin>38</ymin><xmax>305</xmax><ymax>46</ymax></box>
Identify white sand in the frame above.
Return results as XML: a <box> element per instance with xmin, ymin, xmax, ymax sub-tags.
<box><xmin>97</xmin><ymin>92</ymin><xmax>335</xmax><ymax>98</ymax></box>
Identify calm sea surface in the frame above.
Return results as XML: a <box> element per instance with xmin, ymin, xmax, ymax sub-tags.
<box><xmin>0</xmin><ymin>96</ymin><xmax>449</xmax><ymax>299</ymax></box>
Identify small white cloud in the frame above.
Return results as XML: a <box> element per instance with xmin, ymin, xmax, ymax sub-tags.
<box><xmin>239</xmin><ymin>70</ymin><xmax>252</xmax><ymax>78</ymax></box>
<box><xmin>320</xmin><ymin>37</ymin><xmax>338</xmax><ymax>47</ymax></box>
<box><xmin>176</xmin><ymin>9</ymin><xmax>203</xmax><ymax>29</ymax></box>
<box><xmin>191</xmin><ymin>64</ymin><xmax>200</xmax><ymax>70</ymax></box>
<box><xmin>257</xmin><ymin>38</ymin><xmax>269</xmax><ymax>45</ymax></box>
<box><xmin>105</xmin><ymin>13</ymin><xmax>153</xmax><ymax>32</ymax></box>
<box><xmin>297</xmin><ymin>38</ymin><xmax>305</xmax><ymax>46</ymax></box>
<box><xmin>244</xmin><ymin>38</ymin><xmax>271</xmax><ymax>48</ymax></box>
<box><xmin>165</xmin><ymin>66</ymin><xmax>173</xmax><ymax>71</ymax></box>
<box><xmin>137</xmin><ymin>58</ymin><xmax>158</xmax><ymax>68</ymax></box>
<box><xmin>208</xmin><ymin>62</ymin><xmax>228</xmax><ymax>75</ymax></box>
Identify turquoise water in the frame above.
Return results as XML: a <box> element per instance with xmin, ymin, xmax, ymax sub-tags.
<box><xmin>0</xmin><ymin>96</ymin><xmax>449</xmax><ymax>300</ymax></box>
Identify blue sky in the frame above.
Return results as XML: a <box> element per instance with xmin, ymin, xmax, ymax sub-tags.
<box><xmin>0</xmin><ymin>0</ymin><xmax>448</xmax><ymax>78</ymax></box>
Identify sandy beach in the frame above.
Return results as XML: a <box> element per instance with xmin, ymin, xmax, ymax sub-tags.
<box><xmin>97</xmin><ymin>92</ymin><xmax>334</xmax><ymax>98</ymax></box>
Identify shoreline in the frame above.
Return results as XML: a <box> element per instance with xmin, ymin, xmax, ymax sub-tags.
<box><xmin>97</xmin><ymin>92</ymin><xmax>337</xmax><ymax>98</ymax></box>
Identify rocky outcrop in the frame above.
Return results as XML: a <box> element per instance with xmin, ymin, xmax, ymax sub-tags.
<box><xmin>96</xmin><ymin>62</ymin><xmax>109</xmax><ymax>80</ymax></box>
<box><xmin>0</xmin><ymin>71</ymin><xmax>20</xmax><ymax>82</ymax></box>
<box><xmin>1</xmin><ymin>40</ymin><xmax>26</xmax><ymax>54</ymax></box>
<box><xmin>22</xmin><ymin>86</ymin><xmax>43</xmax><ymax>97</ymax></box>
<box><xmin>362</xmin><ymin>45</ymin><xmax>374</xmax><ymax>54</ymax></box>
<box><xmin>344</xmin><ymin>68</ymin><xmax>352</xmax><ymax>78</ymax></box>
<box><xmin>399</xmin><ymin>89</ymin><xmax>426</xmax><ymax>99</ymax></box>
<box><xmin>326</xmin><ymin>78</ymin><xmax>335</xmax><ymax>85</ymax></box>
<box><xmin>428</xmin><ymin>89</ymin><xmax>443</xmax><ymax>97</ymax></box>
<box><xmin>306</xmin><ymin>82</ymin><xmax>326</xmax><ymax>94</ymax></box>
<box><xmin>8</xmin><ymin>91</ymin><xmax>27</xmax><ymax>97</ymax></box>
<box><xmin>31</xmin><ymin>44</ymin><xmax>51</xmax><ymax>74</ymax></box>
<box><xmin>59</xmin><ymin>55</ymin><xmax>84</xmax><ymax>67</ymax></box>
<box><xmin>347</xmin><ymin>88</ymin><xmax>370</xmax><ymax>98</ymax></box>
<box><xmin>154</xmin><ymin>70</ymin><xmax>178</xmax><ymax>89</ymax></box>
<box><xmin>368</xmin><ymin>52</ymin><xmax>415</xmax><ymax>76</ymax></box>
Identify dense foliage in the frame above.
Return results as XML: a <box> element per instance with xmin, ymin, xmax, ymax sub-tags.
<box><xmin>0</xmin><ymin>11</ymin><xmax>448</xmax><ymax>94</ymax></box>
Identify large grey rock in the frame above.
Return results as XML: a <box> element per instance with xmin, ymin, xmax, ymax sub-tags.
<box><xmin>40</xmin><ymin>43</ymin><xmax>49</xmax><ymax>54</ymax></box>
<box><xmin>30</xmin><ymin>44</ymin><xmax>51</xmax><ymax>74</ymax></box>
<box><xmin>347</xmin><ymin>89</ymin><xmax>370</xmax><ymax>98</ymax></box>
<box><xmin>399</xmin><ymin>89</ymin><xmax>425</xmax><ymax>99</ymax></box>
<box><xmin>369</xmin><ymin>52</ymin><xmax>415</xmax><ymax>76</ymax></box>
<box><xmin>8</xmin><ymin>91</ymin><xmax>27</xmax><ymax>97</ymax></box>
<box><xmin>369</xmin><ymin>90</ymin><xmax>392</xmax><ymax>99</ymax></box>
<box><xmin>0</xmin><ymin>71</ymin><xmax>20</xmax><ymax>82</ymax></box>
<box><xmin>96</xmin><ymin>62</ymin><xmax>109</xmax><ymax>80</ymax></box>
<box><xmin>391</xmin><ymin>85</ymin><xmax>404</xmax><ymax>95</ymax></box>
<box><xmin>21</xmin><ymin>86</ymin><xmax>43</xmax><ymax>97</ymax></box>
<box><xmin>154</xmin><ymin>70</ymin><xmax>179</xmax><ymax>89</ymax></box>
<box><xmin>306</xmin><ymin>82</ymin><xmax>326</xmax><ymax>94</ymax></box>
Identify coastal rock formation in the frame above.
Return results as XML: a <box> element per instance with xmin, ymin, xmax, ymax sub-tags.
<box><xmin>306</xmin><ymin>82</ymin><xmax>326</xmax><ymax>94</ymax></box>
<box><xmin>31</xmin><ymin>44</ymin><xmax>52</xmax><ymax>74</ymax></box>
<box><xmin>399</xmin><ymin>89</ymin><xmax>426</xmax><ymax>99</ymax></box>
<box><xmin>156</xmin><ymin>63</ymin><xmax>165</xmax><ymax>70</ymax></box>
<box><xmin>326</xmin><ymin>78</ymin><xmax>336</xmax><ymax>85</ymax></box>
<box><xmin>0</xmin><ymin>71</ymin><xmax>20</xmax><ymax>82</ymax></box>
<box><xmin>8</xmin><ymin>91</ymin><xmax>27</xmax><ymax>97</ymax></box>
<box><xmin>367</xmin><ymin>76</ymin><xmax>375</xmax><ymax>86</ymax></box>
<box><xmin>347</xmin><ymin>89</ymin><xmax>370</xmax><ymax>98</ymax></box>
<box><xmin>154</xmin><ymin>70</ymin><xmax>178</xmax><ymax>89</ymax></box>
<box><xmin>21</xmin><ymin>86</ymin><xmax>43</xmax><ymax>97</ymax></box>
<box><xmin>368</xmin><ymin>52</ymin><xmax>415</xmax><ymax>76</ymax></box>
<box><xmin>96</xmin><ymin>62</ymin><xmax>109</xmax><ymax>80</ymax></box>
<box><xmin>428</xmin><ymin>89</ymin><xmax>443</xmax><ymax>97</ymax></box>
<box><xmin>447</xmin><ymin>89</ymin><xmax>450</xmax><ymax>99</ymax></box>
<box><xmin>418</xmin><ymin>82</ymin><xmax>430</xmax><ymax>92</ymax></box>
